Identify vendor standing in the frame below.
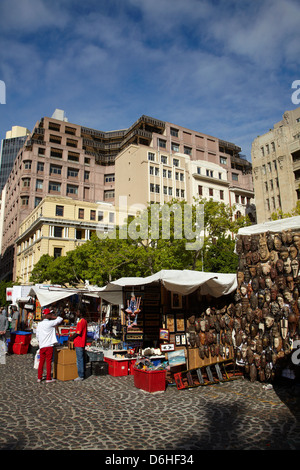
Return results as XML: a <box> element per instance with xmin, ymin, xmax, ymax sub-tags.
<box><xmin>36</xmin><ymin>308</ymin><xmax>64</xmax><ymax>383</ymax></box>
<box><xmin>70</xmin><ymin>310</ymin><xmax>87</xmax><ymax>382</ymax></box>
<box><xmin>0</xmin><ymin>307</ymin><xmax>9</xmax><ymax>365</ymax></box>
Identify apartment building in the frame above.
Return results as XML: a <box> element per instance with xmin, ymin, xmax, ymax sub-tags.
<box><xmin>252</xmin><ymin>107</ymin><xmax>300</xmax><ymax>223</ymax></box>
<box><xmin>15</xmin><ymin>196</ymin><xmax>124</xmax><ymax>284</ymax></box>
<box><xmin>1</xmin><ymin>112</ymin><xmax>254</xmax><ymax>281</ymax></box>
<box><xmin>0</xmin><ymin>126</ymin><xmax>30</xmax><ymax>191</ymax></box>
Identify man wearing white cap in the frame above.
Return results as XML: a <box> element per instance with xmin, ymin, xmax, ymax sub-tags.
<box><xmin>36</xmin><ymin>308</ymin><xmax>63</xmax><ymax>383</ymax></box>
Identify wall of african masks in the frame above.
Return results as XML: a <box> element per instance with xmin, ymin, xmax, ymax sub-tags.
<box><xmin>235</xmin><ymin>228</ymin><xmax>300</xmax><ymax>382</ymax></box>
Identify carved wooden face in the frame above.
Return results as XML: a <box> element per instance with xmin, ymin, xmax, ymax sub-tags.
<box><xmin>289</xmin><ymin>245</ymin><xmax>298</xmax><ymax>259</ymax></box>
<box><xmin>274</xmin><ymin>235</ymin><xmax>282</xmax><ymax>250</ymax></box>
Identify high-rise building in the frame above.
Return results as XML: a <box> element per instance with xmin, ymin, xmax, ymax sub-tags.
<box><xmin>0</xmin><ymin>112</ymin><xmax>254</xmax><ymax>282</ymax></box>
<box><xmin>0</xmin><ymin>126</ymin><xmax>30</xmax><ymax>191</ymax></box>
<box><xmin>251</xmin><ymin>107</ymin><xmax>300</xmax><ymax>223</ymax></box>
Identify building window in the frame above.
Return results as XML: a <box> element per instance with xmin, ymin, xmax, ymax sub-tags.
<box><xmin>149</xmin><ymin>166</ymin><xmax>154</xmax><ymax>175</ymax></box>
<box><xmin>104</xmin><ymin>190</ymin><xmax>114</xmax><ymax>199</ymax></box>
<box><xmin>56</xmin><ymin>205</ymin><xmax>64</xmax><ymax>216</ymax></box>
<box><xmin>49</xmin><ymin>182</ymin><xmax>61</xmax><ymax>192</ymax></box>
<box><xmin>67</xmin><ymin>168</ymin><xmax>79</xmax><ymax>178</ymax></box>
<box><xmin>180</xmin><ymin>173</ymin><xmax>184</xmax><ymax>181</ymax></box>
<box><xmin>163</xmin><ymin>169</ymin><xmax>167</xmax><ymax>178</ymax></box>
<box><xmin>67</xmin><ymin>184</ymin><xmax>78</xmax><ymax>195</ymax></box>
<box><xmin>171</xmin><ymin>143</ymin><xmax>179</xmax><ymax>153</ymax></box>
<box><xmin>148</xmin><ymin>152</ymin><xmax>155</xmax><ymax>161</ymax></box>
<box><xmin>235</xmin><ymin>194</ymin><xmax>239</xmax><ymax>203</ymax></box>
<box><xmin>53</xmin><ymin>226</ymin><xmax>63</xmax><ymax>238</ymax></box>
<box><xmin>209</xmin><ymin>188</ymin><xmax>213</xmax><ymax>197</ymax></box>
<box><xmin>220</xmin><ymin>157</ymin><xmax>227</xmax><ymax>165</ymax></box>
<box><xmin>35</xmin><ymin>197</ymin><xmax>42</xmax><ymax>207</ymax></box>
<box><xmin>98</xmin><ymin>211</ymin><xmax>103</xmax><ymax>221</ymax></box>
<box><xmin>181</xmin><ymin>190</ymin><xmax>185</xmax><ymax>198</ymax></box>
<box><xmin>84</xmin><ymin>171</ymin><xmax>90</xmax><ymax>181</ymax></box>
<box><xmin>50</xmin><ymin>148</ymin><xmax>63</xmax><ymax>159</ymax></box>
<box><xmin>241</xmin><ymin>196</ymin><xmax>245</xmax><ymax>204</ymax></box>
<box><xmin>24</xmin><ymin>160</ymin><xmax>32</xmax><ymax>170</ymax></box>
<box><xmin>155</xmin><ymin>167</ymin><xmax>159</xmax><ymax>176</ymax></box>
<box><xmin>206</xmin><ymin>169</ymin><xmax>213</xmax><ymax>177</ymax></box>
<box><xmin>90</xmin><ymin>210</ymin><xmax>96</xmax><ymax>221</ymax></box>
<box><xmin>105</xmin><ymin>174</ymin><xmax>115</xmax><ymax>183</ymax></box>
<box><xmin>232</xmin><ymin>173</ymin><xmax>239</xmax><ymax>181</ymax></box>
<box><xmin>197</xmin><ymin>167</ymin><xmax>201</xmax><ymax>174</ymax></box>
<box><xmin>78</xmin><ymin>208</ymin><xmax>84</xmax><ymax>219</ymax></box>
<box><xmin>163</xmin><ymin>186</ymin><xmax>167</xmax><ymax>195</ymax></box>
<box><xmin>68</xmin><ymin>152</ymin><xmax>79</xmax><ymax>162</ymax></box>
<box><xmin>176</xmin><ymin>188</ymin><xmax>180</xmax><ymax>197</ymax></box>
<box><xmin>170</xmin><ymin>128</ymin><xmax>179</xmax><ymax>137</ymax></box>
<box><xmin>50</xmin><ymin>164</ymin><xmax>62</xmax><ymax>175</ymax></box>
<box><xmin>109</xmin><ymin>212</ymin><xmax>114</xmax><ymax>223</ymax></box>
<box><xmin>175</xmin><ymin>172</ymin><xmax>179</xmax><ymax>180</ymax></box>
<box><xmin>266</xmin><ymin>199</ymin><xmax>270</xmax><ymax>210</ymax></box>
<box><xmin>66</xmin><ymin>138</ymin><xmax>78</xmax><ymax>148</ymax></box>
<box><xmin>36</xmin><ymin>179</ymin><xmax>43</xmax><ymax>190</ymax></box>
<box><xmin>158</xmin><ymin>139</ymin><xmax>166</xmax><ymax>149</ymax></box>
<box><xmin>49</xmin><ymin>134</ymin><xmax>62</xmax><ymax>144</ymax></box>
<box><xmin>22</xmin><ymin>178</ymin><xmax>30</xmax><ymax>187</ymax></box>
<box><xmin>168</xmin><ymin>187</ymin><xmax>172</xmax><ymax>196</ymax></box>
<box><xmin>173</xmin><ymin>158</ymin><xmax>179</xmax><ymax>167</ymax></box>
<box><xmin>150</xmin><ymin>183</ymin><xmax>154</xmax><ymax>193</ymax></box>
<box><xmin>261</xmin><ymin>147</ymin><xmax>265</xmax><ymax>157</ymax></box>
<box><xmin>168</xmin><ymin>170</ymin><xmax>172</xmax><ymax>178</ymax></box>
<box><xmin>184</xmin><ymin>146</ymin><xmax>192</xmax><ymax>156</ymax></box>
<box><xmin>198</xmin><ymin>186</ymin><xmax>203</xmax><ymax>196</ymax></box>
<box><xmin>37</xmin><ymin>162</ymin><xmax>44</xmax><ymax>172</ymax></box>
<box><xmin>161</xmin><ymin>155</ymin><xmax>168</xmax><ymax>164</ymax></box>
<box><xmin>21</xmin><ymin>196</ymin><xmax>29</xmax><ymax>206</ymax></box>
<box><xmin>54</xmin><ymin>247</ymin><xmax>62</xmax><ymax>258</ymax></box>
<box><xmin>271</xmin><ymin>142</ymin><xmax>275</xmax><ymax>152</ymax></box>
<box><xmin>49</xmin><ymin>122</ymin><xmax>60</xmax><ymax>131</ymax></box>
<box><xmin>76</xmin><ymin>229</ymin><xmax>82</xmax><ymax>240</ymax></box>
<box><xmin>220</xmin><ymin>190</ymin><xmax>224</xmax><ymax>200</ymax></box>
<box><xmin>38</xmin><ymin>147</ymin><xmax>45</xmax><ymax>157</ymax></box>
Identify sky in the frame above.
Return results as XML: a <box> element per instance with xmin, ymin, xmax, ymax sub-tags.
<box><xmin>0</xmin><ymin>0</ymin><xmax>299</xmax><ymax>159</ymax></box>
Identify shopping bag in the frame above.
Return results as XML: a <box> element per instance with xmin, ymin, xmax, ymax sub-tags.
<box><xmin>34</xmin><ymin>349</ymin><xmax>40</xmax><ymax>369</ymax></box>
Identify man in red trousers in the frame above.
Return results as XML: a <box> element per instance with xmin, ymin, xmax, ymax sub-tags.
<box><xmin>36</xmin><ymin>308</ymin><xmax>64</xmax><ymax>383</ymax></box>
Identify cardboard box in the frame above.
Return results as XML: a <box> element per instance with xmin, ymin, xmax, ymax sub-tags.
<box><xmin>54</xmin><ymin>347</ymin><xmax>76</xmax><ymax>365</ymax></box>
<box><xmin>53</xmin><ymin>363</ymin><xmax>78</xmax><ymax>381</ymax></box>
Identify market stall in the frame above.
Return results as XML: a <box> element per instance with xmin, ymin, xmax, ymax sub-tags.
<box><xmin>234</xmin><ymin>216</ymin><xmax>300</xmax><ymax>382</ymax></box>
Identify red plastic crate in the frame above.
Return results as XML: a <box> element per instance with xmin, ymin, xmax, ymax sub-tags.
<box><xmin>9</xmin><ymin>343</ymin><xmax>29</xmax><ymax>355</ymax></box>
<box><xmin>133</xmin><ymin>368</ymin><xmax>166</xmax><ymax>393</ymax></box>
<box><xmin>11</xmin><ymin>332</ymin><xmax>32</xmax><ymax>345</ymax></box>
<box><xmin>128</xmin><ymin>359</ymin><xmax>137</xmax><ymax>375</ymax></box>
<box><xmin>104</xmin><ymin>357</ymin><xmax>129</xmax><ymax>376</ymax></box>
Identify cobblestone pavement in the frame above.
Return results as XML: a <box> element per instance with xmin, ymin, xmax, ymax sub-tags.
<box><xmin>1</xmin><ymin>353</ymin><xmax>300</xmax><ymax>452</ymax></box>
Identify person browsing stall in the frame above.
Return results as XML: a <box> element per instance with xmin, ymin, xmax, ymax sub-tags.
<box><xmin>36</xmin><ymin>308</ymin><xmax>63</xmax><ymax>383</ymax></box>
<box><xmin>70</xmin><ymin>310</ymin><xmax>87</xmax><ymax>382</ymax></box>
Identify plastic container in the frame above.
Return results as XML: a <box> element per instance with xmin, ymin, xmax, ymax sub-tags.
<box><xmin>86</xmin><ymin>350</ymin><xmax>104</xmax><ymax>362</ymax></box>
<box><xmin>133</xmin><ymin>368</ymin><xmax>166</xmax><ymax>393</ymax></box>
<box><xmin>104</xmin><ymin>357</ymin><xmax>129</xmax><ymax>377</ymax></box>
<box><xmin>10</xmin><ymin>331</ymin><xmax>32</xmax><ymax>345</ymax></box>
<box><xmin>9</xmin><ymin>343</ymin><xmax>29</xmax><ymax>355</ymax></box>
<box><xmin>92</xmin><ymin>361</ymin><xmax>108</xmax><ymax>376</ymax></box>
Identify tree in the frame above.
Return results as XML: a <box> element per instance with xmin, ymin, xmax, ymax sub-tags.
<box><xmin>29</xmin><ymin>199</ymin><xmax>251</xmax><ymax>285</ymax></box>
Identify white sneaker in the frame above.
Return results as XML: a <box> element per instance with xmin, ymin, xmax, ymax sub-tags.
<box><xmin>74</xmin><ymin>377</ymin><xmax>84</xmax><ymax>381</ymax></box>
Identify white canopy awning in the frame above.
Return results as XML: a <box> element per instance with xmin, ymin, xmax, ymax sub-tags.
<box><xmin>28</xmin><ymin>285</ymin><xmax>77</xmax><ymax>307</ymax></box>
<box><xmin>89</xmin><ymin>269</ymin><xmax>237</xmax><ymax>304</ymax></box>
<box><xmin>237</xmin><ymin>216</ymin><xmax>300</xmax><ymax>236</ymax></box>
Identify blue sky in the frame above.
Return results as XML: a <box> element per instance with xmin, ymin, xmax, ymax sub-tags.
<box><xmin>0</xmin><ymin>0</ymin><xmax>299</xmax><ymax>158</ymax></box>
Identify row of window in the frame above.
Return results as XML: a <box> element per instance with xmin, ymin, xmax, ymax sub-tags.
<box><xmin>150</xmin><ymin>184</ymin><xmax>185</xmax><ymax>198</ymax></box>
<box><xmin>55</xmin><ymin>205</ymin><xmax>115</xmax><ymax>223</ymax></box>
<box><xmin>148</xmin><ymin>152</ymin><xmax>181</xmax><ymax>166</ymax></box>
<box><xmin>262</xmin><ymin>160</ymin><xmax>277</xmax><ymax>175</ymax></box>
<box><xmin>264</xmin><ymin>177</ymin><xmax>279</xmax><ymax>191</ymax></box>
<box><xmin>261</xmin><ymin>141</ymin><xmax>276</xmax><ymax>157</ymax></box>
<box><xmin>266</xmin><ymin>195</ymin><xmax>281</xmax><ymax>211</ymax></box>
<box><xmin>149</xmin><ymin>166</ymin><xmax>185</xmax><ymax>180</ymax></box>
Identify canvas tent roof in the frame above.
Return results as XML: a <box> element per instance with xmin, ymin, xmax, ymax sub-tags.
<box><xmin>88</xmin><ymin>270</ymin><xmax>238</xmax><ymax>305</ymax></box>
<box><xmin>237</xmin><ymin>216</ymin><xmax>300</xmax><ymax>236</ymax></box>
<box><xmin>28</xmin><ymin>270</ymin><xmax>237</xmax><ymax>307</ymax></box>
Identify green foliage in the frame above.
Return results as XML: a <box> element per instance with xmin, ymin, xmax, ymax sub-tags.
<box><xmin>29</xmin><ymin>199</ymin><xmax>250</xmax><ymax>285</ymax></box>
<box><xmin>271</xmin><ymin>201</ymin><xmax>300</xmax><ymax>220</ymax></box>
<box><xmin>0</xmin><ymin>280</ymin><xmax>14</xmax><ymax>306</ymax></box>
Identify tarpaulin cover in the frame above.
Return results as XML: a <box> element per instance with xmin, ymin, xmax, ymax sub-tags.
<box><xmin>237</xmin><ymin>216</ymin><xmax>300</xmax><ymax>236</ymax></box>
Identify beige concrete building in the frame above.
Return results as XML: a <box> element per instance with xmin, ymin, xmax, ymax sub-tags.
<box><xmin>15</xmin><ymin>196</ymin><xmax>126</xmax><ymax>284</ymax></box>
<box><xmin>252</xmin><ymin>107</ymin><xmax>300</xmax><ymax>223</ymax></box>
<box><xmin>1</xmin><ymin>112</ymin><xmax>254</xmax><ymax>281</ymax></box>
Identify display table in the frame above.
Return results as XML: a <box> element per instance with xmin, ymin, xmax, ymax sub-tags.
<box><xmin>133</xmin><ymin>368</ymin><xmax>166</xmax><ymax>393</ymax></box>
